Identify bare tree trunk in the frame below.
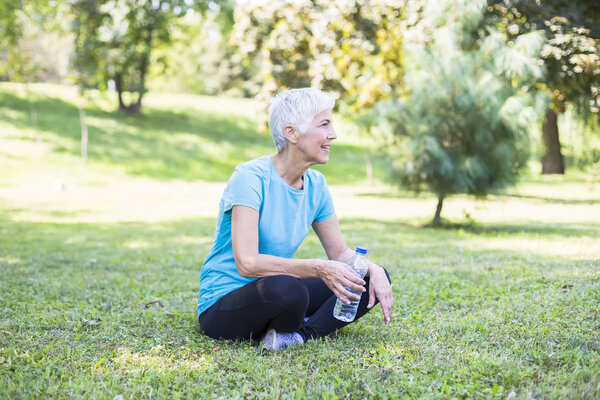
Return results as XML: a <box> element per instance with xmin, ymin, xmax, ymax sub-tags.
<box><xmin>365</xmin><ymin>151</ymin><xmax>374</xmax><ymax>184</ymax></box>
<box><xmin>115</xmin><ymin>73</ymin><xmax>126</xmax><ymax>113</ymax></box>
<box><xmin>78</xmin><ymin>99</ymin><xmax>88</xmax><ymax>165</ymax></box>
<box><xmin>129</xmin><ymin>30</ymin><xmax>152</xmax><ymax>115</ymax></box>
<box><xmin>23</xmin><ymin>82</ymin><xmax>40</xmax><ymax>142</ymax></box>
<box><xmin>23</xmin><ymin>83</ymin><xmax>37</xmax><ymax>128</ymax></box>
<box><xmin>433</xmin><ymin>194</ymin><xmax>444</xmax><ymax>226</ymax></box>
<box><xmin>541</xmin><ymin>107</ymin><xmax>564</xmax><ymax>174</ymax></box>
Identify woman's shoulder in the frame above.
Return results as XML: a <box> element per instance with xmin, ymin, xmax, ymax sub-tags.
<box><xmin>232</xmin><ymin>156</ymin><xmax>271</xmax><ymax>179</ymax></box>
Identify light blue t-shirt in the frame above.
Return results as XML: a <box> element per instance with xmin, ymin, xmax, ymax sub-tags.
<box><xmin>197</xmin><ymin>156</ymin><xmax>336</xmax><ymax>316</ymax></box>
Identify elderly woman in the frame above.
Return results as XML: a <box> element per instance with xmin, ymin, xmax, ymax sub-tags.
<box><xmin>197</xmin><ymin>88</ymin><xmax>393</xmax><ymax>350</ymax></box>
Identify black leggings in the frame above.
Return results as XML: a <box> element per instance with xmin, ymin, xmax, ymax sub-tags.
<box><xmin>198</xmin><ymin>269</ymin><xmax>390</xmax><ymax>342</ymax></box>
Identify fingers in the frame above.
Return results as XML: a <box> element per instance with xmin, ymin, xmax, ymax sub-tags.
<box><xmin>322</xmin><ymin>261</ymin><xmax>366</xmax><ymax>304</ymax></box>
<box><xmin>338</xmin><ymin>285</ymin><xmax>361</xmax><ymax>304</ymax></box>
<box><xmin>367</xmin><ymin>283</ymin><xmax>375</xmax><ymax>309</ymax></box>
<box><xmin>342</xmin><ymin>269</ymin><xmax>366</xmax><ymax>291</ymax></box>
<box><xmin>368</xmin><ymin>269</ymin><xmax>394</xmax><ymax>324</ymax></box>
<box><xmin>344</xmin><ymin>278</ymin><xmax>366</xmax><ymax>294</ymax></box>
<box><xmin>382</xmin><ymin>298</ymin><xmax>392</xmax><ymax>324</ymax></box>
<box><xmin>333</xmin><ymin>278</ymin><xmax>364</xmax><ymax>304</ymax></box>
<box><xmin>382</xmin><ymin>290</ymin><xmax>394</xmax><ymax>324</ymax></box>
<box><xmin>332</xmin><ymin>289</ymin><xmax>352</xmax><ymax>305</ymax></box>
<box><xmin>372</xmin><ymin>291</ymin><xmax>392</xmax><ymax>324</ymax></box>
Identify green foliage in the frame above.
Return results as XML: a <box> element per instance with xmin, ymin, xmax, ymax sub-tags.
<box><xmin>0</xmin><ymin>0</ymin><xmax>65</xmax><ymax>82</ymax></box>
<box><xmin>0</xmin><ymin>0</ymin><xmax>22</xmax><ymax>51</ymax></box>
<box><xmin>482</xmin><ymin>0</ymin><xmax>600</xmax><ymax>174</ymax></box>
<box><xmin>381</xmin><ymin>0</ymin><xmax>544</xmax><ymax>222</ymax></box>
<box><xmin>231</xmin><ymin>0</ymin><xmax>404</xmax><ymax>124</ymax></box>
<box><xmin>69</xmin><ymin>0</ymin><xmax>217</xmax><ymax>113</ymax></box>
<box><xmin>558</xmin><ymin>107</ymin><xmax>600</xmax><ymax>170</ymax></box>
<box><xmin>149</xmin><ymin>5</ymin><xmax>256</xmax><ymax>97</ymax></box>
<box><xmin>484</xmin><ymin>0</ymin><xmax>600</xmax><ymax>116</ymax></box>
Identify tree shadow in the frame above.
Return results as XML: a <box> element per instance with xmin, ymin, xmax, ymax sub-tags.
<box><xmin>0</xmin><ymin>90</ymin><xmax>375</xmax><ymax>183</ymax></box>
<box><xmin>339</xmin><ymin>217</ymin><xmax>599</xmax><ymax>239</ymax></box>
<box><xmin>497</xmin><ymin>192</ymin><xmax>600</xmax><ymax>205</ymax></box>
<box><xmin>355</xmin><ymin>190</ymin><xmax>426</xmax><ymax>200</ymax></box>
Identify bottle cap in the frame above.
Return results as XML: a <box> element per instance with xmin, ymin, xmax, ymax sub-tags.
<box><xmin>355</xmin><ymin>246</ymin><xmax>367</xmax><ymax>255</ymax></box>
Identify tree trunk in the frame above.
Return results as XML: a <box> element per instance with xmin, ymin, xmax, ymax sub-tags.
<box><xmin>115</xmin><ymin>72</ymin><xmax>143</xmax><ymax>114</ymax></box>
<box><xmin>433</xmin><ymin>194</ymin><xmax>444</xmax><ymax>226</ymax></box>
<box><xmin>541</xmin><ymin>107</ymin><xmax>564</xmax><ymax>174</ymax></box>
<box><xmin>79</xmin><ymin>103</ymin><xmax>88</xmax><ymax>165</ymax></box>
<box><xmin>132</xmin><ymin>33</ymin><xmax>150</xmax><ymax>115</ymax></box>
<box><xmin>115</xmin><ymin>29</ymin><xmax>152</xmax><ymax>115</ymax></box>
<box><xmin>365</xmin><ymin>151</ymin><xmax>374</xmax><ymax>184</ymax></box>
<box><xmin>115</xmin><ymin>73</ymin><xmax>126</xmax><ymax>112</ymax></box>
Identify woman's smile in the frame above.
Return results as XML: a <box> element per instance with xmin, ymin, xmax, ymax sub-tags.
<box><xmin>298</xmin><ymin>109</ymin><xmax>337</xmax><ymax>163</ymax></box>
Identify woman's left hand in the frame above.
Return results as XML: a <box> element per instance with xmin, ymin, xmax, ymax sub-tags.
<box><xmin>367</xmin><ymin>265</ymin><xmax>393</xmax><ymax>324</ymax></box>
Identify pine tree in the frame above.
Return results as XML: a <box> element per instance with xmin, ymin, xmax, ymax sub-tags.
<box><xmin>382</xmin><ymin>0</ymin><xmax>544</xmax><ymax>225</ymax></box>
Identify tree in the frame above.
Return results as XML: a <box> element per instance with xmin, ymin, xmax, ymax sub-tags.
<box><xmin>381</xmin><ymin>0</ymin><xmax>543</xmax><ymax>225</ymax></box>
<box><xmin>149</xmin><ymin>2</ymin><xmax>251</xmax><ymax>96</ymax></box>
<box><xmin>0</xmin><ymin>0</ymin><xmax>68</xmax><ymax>131</ymax></box>
<box><xmin>483</xmin><ymin>0</ymin><xmax>600</xmax><ymax>174</ymax></box>
<box><xmin>0</xmin><ymin>0</ymin><xmax>23</xmax><ymax>80</ymax></box>
<box><xmin>1</xmin><ymin>0</ymin><xmax>68</xmax><ymax>82</ymax></box>
<box><xmin>231</xmin><ymin>0</ymin><xmax>405</xmax><ymax>121</ymax></box>
<box><xmin>70</xmin><ymin>0</ymin><xmax>216</xmax><ymax>114</ymax></box>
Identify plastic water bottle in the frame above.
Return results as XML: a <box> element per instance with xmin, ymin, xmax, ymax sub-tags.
<box><xmin>333</xmin><ymin>246</ymin><xmax>369</xmax><ymax>322</ymax></box>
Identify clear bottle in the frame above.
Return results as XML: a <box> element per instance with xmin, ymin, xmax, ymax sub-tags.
<box><xmin>333</xmin><ymin>246</ymin><xmax>369</xmax><ymax>322</ymax></box>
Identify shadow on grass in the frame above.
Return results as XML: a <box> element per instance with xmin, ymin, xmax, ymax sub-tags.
<box><xmin>340</xmin><ymin>217</ymin><xmax>600</xmax><ymax>239</ymax></box>
<box><xmin>497</xmin><ymin>192</ymin><xmax>600</xmax><ymax>205</ymax></box>
<box><xmin>464</xmin><ymin>222</ymin><xmax>600</xmax><ymax>237</ymax></box>
<box><xmin>0</xmin><ymin>90</ymin><xmax>382</xmax><ymax>183</ymax></box>
<box><xmin>356</xmin><ymin>189</ymin><xmax>600</xmax><ymax>205</ymax></box>
<box><xmin>0</xmin><ymin>91</ymin><xmax>270</xmax><ymax>181</ymax></box>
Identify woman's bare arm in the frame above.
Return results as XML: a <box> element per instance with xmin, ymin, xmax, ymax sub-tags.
<box><xmin>231</xmin><ymin>205</ymin><xmax>365</xmax><ymax>303</ymax></box>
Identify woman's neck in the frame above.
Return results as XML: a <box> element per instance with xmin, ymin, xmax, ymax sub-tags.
<box><xmin>270</xmin><ymin>150</ymin><xmax>309</xmax><ymax>190</ymax></box>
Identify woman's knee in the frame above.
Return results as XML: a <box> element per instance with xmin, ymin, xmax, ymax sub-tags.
<box><xmin>256</xmin><ymin>275</ymin><xmax>309</xmax><ymax>311</ymax></box>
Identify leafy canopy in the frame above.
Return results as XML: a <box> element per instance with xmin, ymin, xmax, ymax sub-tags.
<box><xmin>483</xmin><ymin>0</ymin><xmax>600</xmax><ymax>117</ymax></box>
<box><xmin>231</xmin><ymin>0</ymin><xmax>404</xmax><ymax>119</ymax></box>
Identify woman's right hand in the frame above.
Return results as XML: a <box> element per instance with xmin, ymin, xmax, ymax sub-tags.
<box><xmin>319</xmin><ymin>260</ymin><xmax>366</xmax><ymax>304</ymax></box>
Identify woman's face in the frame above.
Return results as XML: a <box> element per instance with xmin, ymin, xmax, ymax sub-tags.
<box><xmin>296</xmin><ymin>109</ymin><xmax>337</xmax><ymax>165</ymax></box>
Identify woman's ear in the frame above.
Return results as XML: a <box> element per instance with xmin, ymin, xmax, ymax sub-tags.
<box><xmin>283</xmin><ymin>125</ymin><xmax>298</xmax><ymax>144</ymax></box>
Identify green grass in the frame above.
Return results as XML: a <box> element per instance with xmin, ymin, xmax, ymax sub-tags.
<box><xmin>1</xmin><ymin>83</ymin><xmax>599</xmax><ymax>399</ymax></box>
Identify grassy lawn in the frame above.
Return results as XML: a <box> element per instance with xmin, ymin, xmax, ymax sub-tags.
<box><xmin>1</xmin><ymin>83</ymin><xmax>599</xmax><ymax>399</ymax></box>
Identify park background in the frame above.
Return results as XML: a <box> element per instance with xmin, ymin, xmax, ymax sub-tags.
<box><xmin>1</xmin><ymin>0</ymin><xmax>599</xmax><ymax>398</ymax></box>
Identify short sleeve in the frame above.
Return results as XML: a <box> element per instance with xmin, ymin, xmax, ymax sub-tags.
<box><xmin>222</xmin><ymin>165</ymin><xmax>264</xmax><ymax>213</ymax></box>
<box><xmin>314</xmin><ymin>177</ymin><xmax>335</xmax><ymax>222</ymax></box>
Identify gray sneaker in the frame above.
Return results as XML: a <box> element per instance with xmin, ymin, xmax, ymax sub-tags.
<box><xmin>260</xmin><ymin>328</ymin><xmax>304</xmax><ymax>350</ymax></box>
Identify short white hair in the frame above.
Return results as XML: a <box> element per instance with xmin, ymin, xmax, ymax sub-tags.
<box><xmin>268</xmin><ymin>88</ymin><xmax>335</xmax><ymax>152</ymax></box>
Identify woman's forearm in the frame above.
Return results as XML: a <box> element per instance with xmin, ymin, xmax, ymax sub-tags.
<box><xmin>235</xmin><ymin>253</ymin><xmax>328</xmax><ymax>279</ymax></box>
